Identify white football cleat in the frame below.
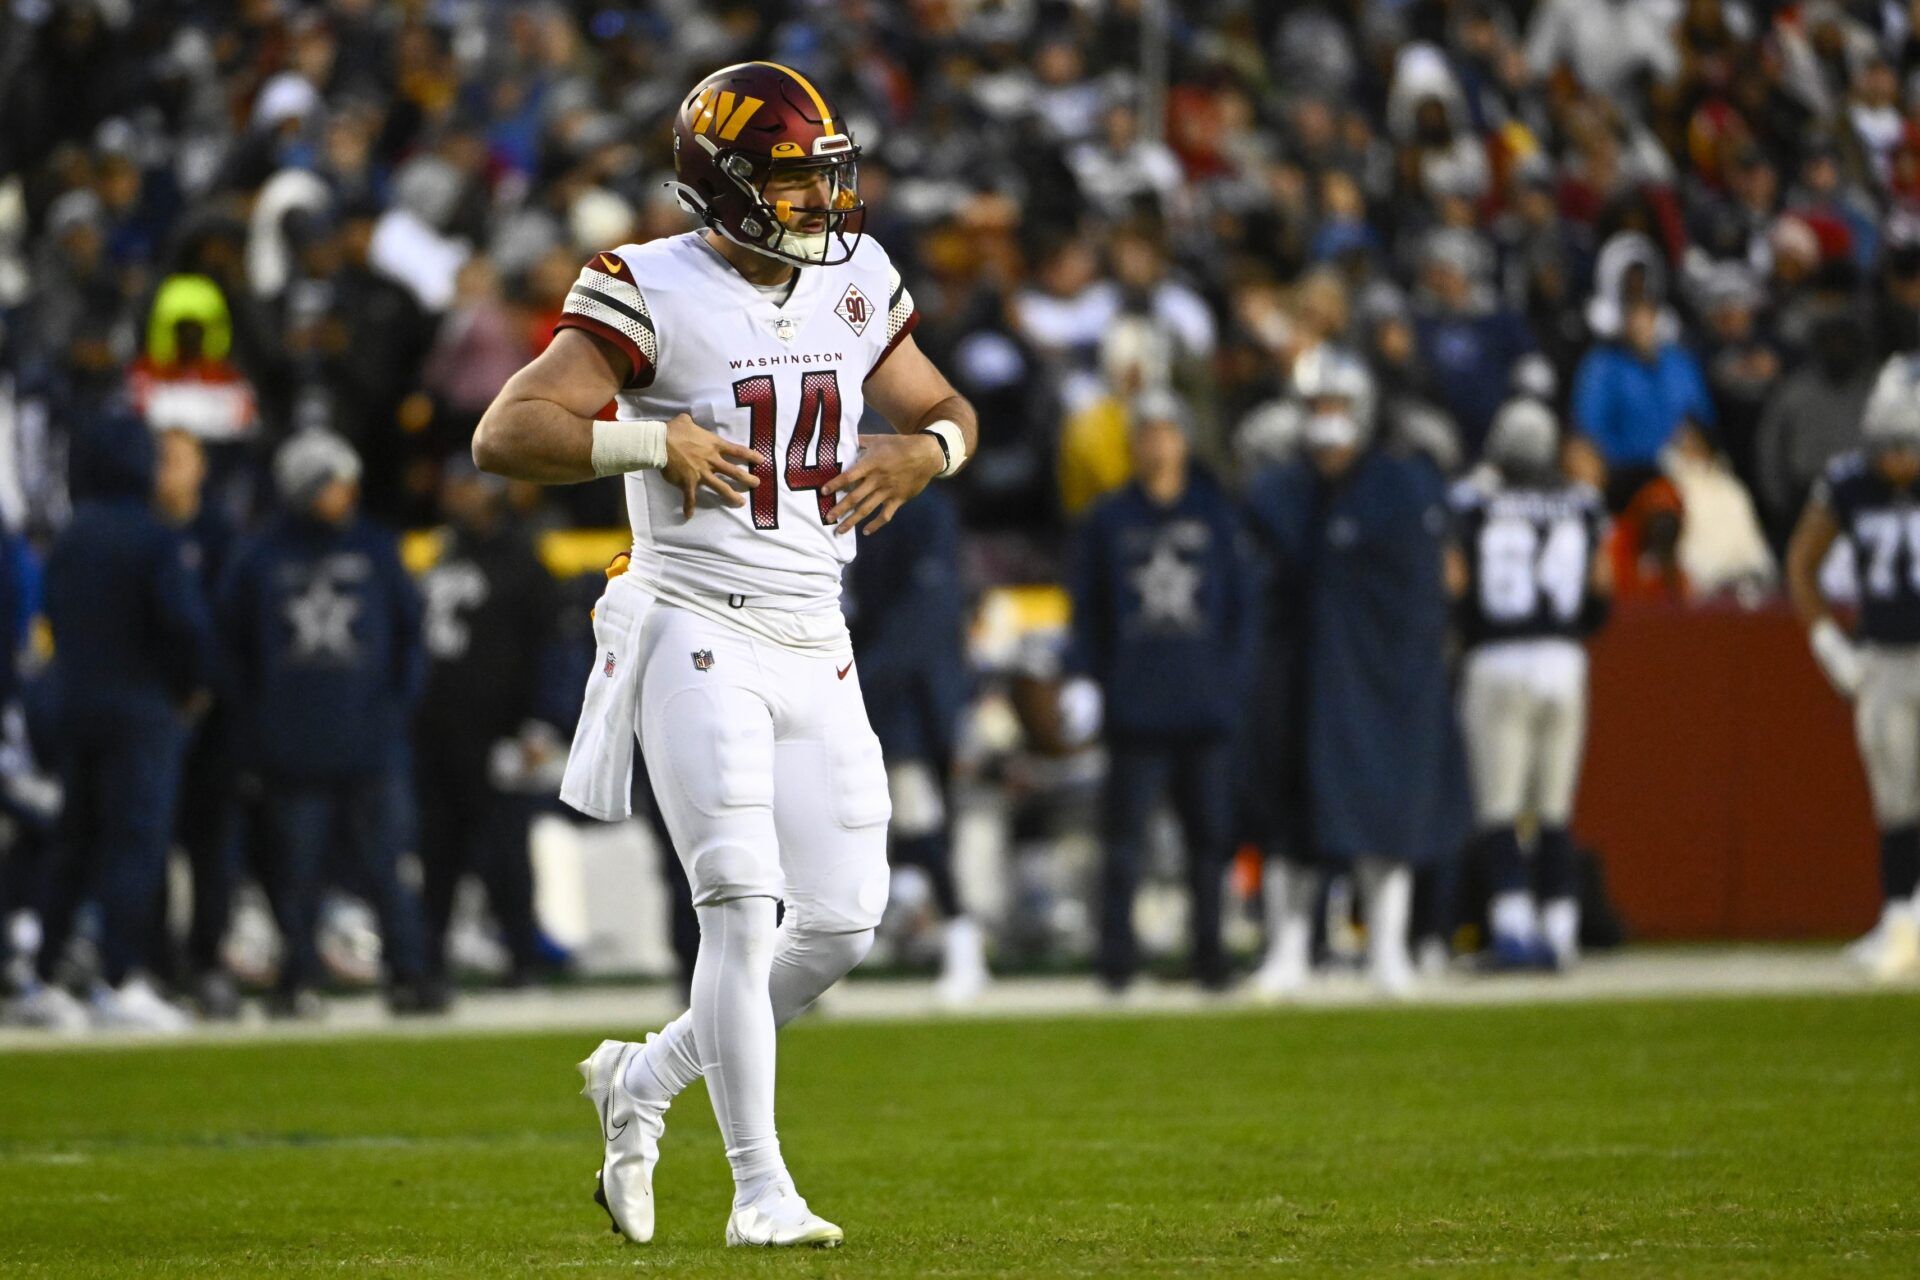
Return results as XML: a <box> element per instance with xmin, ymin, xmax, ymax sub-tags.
<box><xmin>578</xmin><ymin>1037</ymin><xmax>667</xmax><ymax>1243</ymax></box>
<box><xmin>725</xmin><ymin>1180</ymin><xmax>843</xmax><ymax>1248</ymax></box>
<box><xmin>90</xmin><ymin>976</ymin><xmax>191</xmax><ymax>1033</ymax></box>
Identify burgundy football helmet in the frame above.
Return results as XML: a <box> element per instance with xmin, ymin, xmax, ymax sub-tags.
<box><xmin>669</xmin><ymin>61</ymin><xmax>864</xmax><ymax>267</ymax></box>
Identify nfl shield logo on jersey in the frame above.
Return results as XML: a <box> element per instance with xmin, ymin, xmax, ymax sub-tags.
<box><xmin>835</xmin><ymin>284</ymin><xmax>871</xmax><ymax>336</ymax></box>
<box><xmin>603</xmin><ymin>650</ymin><xmax>616</xmax><ymax>676</ymax></box>
<box><xmin>692</xmin><ymin>649</ymin><xmax>715</xmax><ymax>671</ymax></box>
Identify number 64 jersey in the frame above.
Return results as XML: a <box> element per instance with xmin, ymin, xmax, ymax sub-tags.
<box><xmin>554</xmin><ymin>231</ymin><xmax>917</xmax><ymax>620</ymax></box>
<box><xmin>1450</xmin><ymin>473</ymin><xmax>1608</xmax><ymax>650</ymax></box>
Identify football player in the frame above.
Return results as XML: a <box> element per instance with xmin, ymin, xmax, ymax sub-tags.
<box><xmin>1786</xmin><ymin>355</ymin><xmax>1920</xmax><ymax>980</ymax></box>
<box><xmin>472</xmin><ymin>63</ymin><xmax>978</xmax><ymax>1247</ymax></box>
<box><xmin>1448</xmin><ymin>400</ymin><xmax>1610</xmax><ymax>970</ymax></box>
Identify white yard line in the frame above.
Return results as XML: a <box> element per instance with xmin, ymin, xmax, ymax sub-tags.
<box><xmin>0</xmin><ymin>947</ymin><xmax>1906</xmax><ymax>1054</ymax></box>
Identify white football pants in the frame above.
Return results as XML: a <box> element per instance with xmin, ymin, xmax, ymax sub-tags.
<box><xmin>631</xmin><ymin>600</ymin><xmax>891</xmax><ymax>1196</ymax></box>
<box><xmin>1459</xmin><ymin>639</ymin><xmax>1589</xmax><ymax>828</ymax></box>
<box><xmin>1854</xmin><ymin>644</ymin><xmax>1920</xmax><ymax>829</ymax></box>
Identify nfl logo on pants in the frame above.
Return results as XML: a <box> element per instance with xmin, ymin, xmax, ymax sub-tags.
<box><xmin>692</xmin><ymin>649</ymin><xmax>715</xmax><ymax>671</ymax></box>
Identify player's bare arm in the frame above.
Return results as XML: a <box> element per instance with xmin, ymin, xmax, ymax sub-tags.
<box><xmin>473</xmin><ymin>328</ymin><xmax>759</xmax><ymax>515</ymax></box>
<box><xmin>1788</xmin><ymin>496</ymin><xmax>1863</xmax><ymax>697</ymax></box>
<box><xmin>825</xmin><ymin>334</ymin><xmax>977</xmax><ymax>535</ymax></box>
<box><xmin>1786</xmin><ymin>498</ymin><xmax>1839</xmax><ymax>627</ymax></box>
<box><xmin>1443</xmin><ymin>544</ymin><xmax>1468</xmax><ymax>598</ymax></box>
<box><xmin>1588</xmin><ymin>535</ymin><xmax>1614</xmax><ymax>597</ymax></box>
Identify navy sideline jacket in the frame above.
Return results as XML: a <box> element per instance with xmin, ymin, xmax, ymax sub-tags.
<box><xmin>1244</xmin><ymin>448</ymin><xmax>1457</xmax><ymax>865</ymax></box>
<box><xmin>44</xmin><ymin>413</ymin><xmax>213</xmax><ymax>730</ymax></box>
<box><xmin>219</xmin><ymin>511</ymin><xmax>424</xmax><ymax>779</ymax></box>
<box><xmin>1068</xmin><ymin>471</ymin><xmax>1251</xmax><ymax>741</ymax></box>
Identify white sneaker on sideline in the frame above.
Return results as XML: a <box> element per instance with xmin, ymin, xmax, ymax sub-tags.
<box><xmin>1370</xmin><ymin>949</ymin><xmax>1416</xmax><ymax>1000</ymax></box>
<box><xmin>934</xmin><ymin>917</ymin><xmax>989</xmax><ymax>1005</ymax></box>
<box><xmin>725</xmin><ymin>1179</ymin><xmax>843</xmax><ymax>1248</ymax></box>
<box><xmin>4</xmin><ymin>982</ymin><xmax>90</xmax><ymax>1033</ymax></box>
<box><xmin>90</xmin><ymin>976</ymin><xmax>191</xmax><ymax>1033</ymax></box>
<box><xmin>1249</xmin><ymin>948</ymin><xmax>1310</xmax><ymax>1001</ymax></box>
<box><xmin>578</xmin><ymin>1038</ymin><xmax>667</xmax><ymax>1242</ymax></box>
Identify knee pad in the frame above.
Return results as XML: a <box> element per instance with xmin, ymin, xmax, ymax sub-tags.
<box><xmin>687</xmin><ymin>841</ymin><xmax>783</xmax><ymax>906</ymax></box>
<box><xmin>784</xmin><ymin>856</ymin><xmax>890</xmax><ymax>934</ymax></box>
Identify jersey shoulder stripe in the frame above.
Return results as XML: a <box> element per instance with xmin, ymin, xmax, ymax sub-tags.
<box><xmin>554</xmin><ymin>250</ymin><xmax>658</xmax><ymax>388</ymax></box>
<box><xmin>868</xmin><ymin>259</ymin><xmax>920</xmax><ymax>379</ymax></box>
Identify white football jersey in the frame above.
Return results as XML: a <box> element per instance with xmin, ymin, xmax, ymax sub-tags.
<box><xmin>555</xmin><ymin>232</ymin><xmax>918</xmax><ymax>617</ymax></box>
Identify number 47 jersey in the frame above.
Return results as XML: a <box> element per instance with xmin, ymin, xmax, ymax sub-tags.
<box><xmin>1450</xmin><ymin>474</ymin><xmax>1608</xmax><ymax>648</ymax></box>
<box><xmin>555</xmin><ymin>231</ymin><xmax>918</xmax><ymax>614</ymax></box>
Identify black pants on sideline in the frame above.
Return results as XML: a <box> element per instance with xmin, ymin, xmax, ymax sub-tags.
<box><xmin>416</xmin><ymin>747</ymin><xmax>539</xmax><ymax>981</ymax></box>
<box><xmin>38</xmin><ymin>712</ymin><xmax>188</xmax><ymax>987</ymax></box>
<box><xmin>1098</xmin><ymin>735</ymin><xmax>1230</xmax><ymax>989</ymax></box>
<box><xmin>261</xmin><ymin>771</ymin><xmax>427</xmax><ymax>993</ymax></box>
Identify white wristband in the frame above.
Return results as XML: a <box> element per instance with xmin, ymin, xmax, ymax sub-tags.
<box><xmin>590</xmin><ymin>419</ymin><xmax>669</xmax><ymax>477</ymax></box>
<box><xmin>924</xmin><ymin>420</ymin><xmax>967</xmax><ymax>477</ymax></box>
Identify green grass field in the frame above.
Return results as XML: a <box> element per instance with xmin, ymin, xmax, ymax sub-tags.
<box><xmin>2</xmin><ymin>993</ymin><xmax>1917</xmax><ymax>1277</ymax></box>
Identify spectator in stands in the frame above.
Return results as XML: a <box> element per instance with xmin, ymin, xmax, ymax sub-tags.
<box><xmin>414</xmin><ymin>457</ymin><xmax>558</xmax><ymax>988</ymax></box>
<box><xmin>1069</xmin><ymin>391</ymin><xmax>1246</xmax><ymax>992</ymax></box>
<box><xmin>1696</xmin><ymin>266</ymin><xmax>1781</xmax><ymax>498</ymax></box>
<box><xmin>219</xmin><ymin>430</ymin><xmax>437</xmax><ymax>1017</ymax></box>
<box><xmin>1059</xmin><ymin>317</ymin><xmax>1166</xmax><ymax>518</ymax></box>
<box><xmin>419</xmin><ymin>258</ymin><xmax>532</xmax><ymax>467</ymax></box>
<box><xmin>1573</xmin><ymin>294</ymin><xmax>1715</xmax><ymax>508</ymax></box>
<box><xmin>130</xmin><ymin>274</ymin><xmax>261</xmax><ymax>521</ymax></box>
<box><xmin>1871</xmin><ymin>222</ymin><xmax>1920</xmax><ymax>355</ymax></box>
<box><xmin>1755</xmin><ymin>312</ymin><xmax>1877</xmax><ymax>542</ymax></box>
<box><xmin>1411</xmin><ymin>230</ymin><xmax>1535</xmax><ymax>455</ymax></box>
<box><xmin>1525</xmin><ymin>0</ymin><xmax>1680</xmax><ymax>100</ymax></box>
<box><xmin>1067</xmin><ymin>99</ymin><xmax>1185</xmax><ymax>224</ymax></box>
<box><xmin>277</xmin><ymin>199</ymin><xmax>435</xmax><ymax>522</ymax></box>
<box><xmin>35</xmin><ymin>418</ymin><xmax>212</xmax><ymax>1032</ymax></box>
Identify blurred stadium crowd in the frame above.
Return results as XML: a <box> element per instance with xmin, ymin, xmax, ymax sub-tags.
<box><xmin>2</xmin><ymin>0</ymin><xmax>1917</xmax><ymax>1030</ymax></box>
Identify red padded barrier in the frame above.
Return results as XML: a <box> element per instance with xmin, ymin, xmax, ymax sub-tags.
<box><xmin>1573</xmin><ymin>603</ymin><xmax>1880</xmax><ymax>939</ymax></box>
